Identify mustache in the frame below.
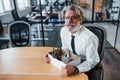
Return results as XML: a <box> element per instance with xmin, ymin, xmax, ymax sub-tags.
<box><xmin>65</xmin><ymin>24</ymin><xmax>76</xmax><ymax>27</ymax></box>
<box><xmin>67</xmin><ymin>25</ymin><xmax>79</xmax><ymax>33</ymax></box>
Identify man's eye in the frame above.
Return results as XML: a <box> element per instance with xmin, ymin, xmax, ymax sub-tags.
<box><xmin>72</xmin><ymin>16</ymin><xmax>77</xmax><ymax>19</ymax></box>
<box><xmin>65</xmin><ymin>17</ymin><xmax>69</xmax><ymax>19</ymax></box>
<box><xmin>65</xmin><ymin>16</ymin><xmax>78</xmax><ymax>19</ymax></box>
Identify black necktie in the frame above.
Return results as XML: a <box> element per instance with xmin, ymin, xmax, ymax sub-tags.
<box><xmin>71</xmin><ymin>35</ymin><xmax>77</xmax><ymax>54</ymax></box>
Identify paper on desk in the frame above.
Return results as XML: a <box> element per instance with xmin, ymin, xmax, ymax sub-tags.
<box><xmin>48</xmin><ymin>54</ymin><xmax>66</xmax><ymax>70</ymax></box>
<box><xmin>48</xmin><ymin>54</ymin><xmax>81</xmax><ymax>70</ymax></box>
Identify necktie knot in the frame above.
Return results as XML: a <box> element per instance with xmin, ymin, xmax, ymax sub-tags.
<box><xmin>71</xmin><ymin>35</ymin><xmax>75</xmax><ymax>38</ymax></box>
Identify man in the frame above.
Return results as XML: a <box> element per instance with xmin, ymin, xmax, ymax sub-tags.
<box><xmin>44</xmin><ymin>4</ymin><xmax>100</xmax><ymax>80</ymax></box>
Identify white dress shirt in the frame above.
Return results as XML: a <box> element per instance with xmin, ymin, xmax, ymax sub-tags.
<box><xmin>60</xmin><ymin>25</ymin><xmax>100</xmax><ymax>73</ymax></box>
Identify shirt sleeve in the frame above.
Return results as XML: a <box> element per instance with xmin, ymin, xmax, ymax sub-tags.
<box><xmin>60</xmin><ymin>27</ymin><xmax>68</xmax><ymax>51</ymax></box>
<box><xmin>76</xmin><ymin>36</ymin><xmax>100</xmax><ymax>73</ymax></box>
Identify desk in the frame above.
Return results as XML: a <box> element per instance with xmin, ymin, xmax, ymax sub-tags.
<box><xmin>0</xmin><ymin>47</ymin><xmax>88</xmax><ymax>80</ymax></box>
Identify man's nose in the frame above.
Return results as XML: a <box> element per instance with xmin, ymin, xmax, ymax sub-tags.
<box><xmin>67</xmin><ymin>18</ymin><xmax>73</xmax><ymax>24</ymax></box>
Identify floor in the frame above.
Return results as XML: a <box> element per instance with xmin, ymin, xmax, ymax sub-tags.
<box><xmin>102</xmin><ymin>48</ymin><xmax>120</xmax><ymax>80</ymax></box>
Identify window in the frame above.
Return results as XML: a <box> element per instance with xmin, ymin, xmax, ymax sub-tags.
<box><xmin>37</xmin><ymin>0</ymin><xmax>40</xmax><ymax>5</ymax></box>
<box><xmin>0</xmin><ymin>0</ymin><xmax>12</xmax><ymax>13</ymax></box>
<box><xmin>17</xmin><ymin>0</ymin><xmax>25</xmax><ymax>9</ymax></box>
<box><xmin>24</xmin><ymin>0</ymin><xmax>29</xmax><ymax>7</ymax></box>
<box><xmin>17</xmin><ymin>0</ymin><xmax>30</xmax><ymax>10</ymax></box>
<box><xmin>0</xmin><ymin>1</ymin><xmax>4</xmax><ymax>13</ymax></box>
<box><xmin>3</xmin><ymin>0</ymin><xmax>12</xmax><ymax>11</ymax></box>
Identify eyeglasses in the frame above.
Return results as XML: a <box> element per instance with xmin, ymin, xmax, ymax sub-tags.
<box><xmin>65</xmin><ymin>16</ymin><xmax>79</xmax><ymax>20</ymax></box>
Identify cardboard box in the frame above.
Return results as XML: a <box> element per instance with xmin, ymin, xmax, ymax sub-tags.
<box><xmin>48</xmin><ymin>54</ymin><xmax>81</xmax><ymax>70</ymax></box>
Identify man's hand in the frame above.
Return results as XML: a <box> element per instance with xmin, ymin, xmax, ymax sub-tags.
<box><xmin>44</xmin><ymin>54</ymin><xmax>51</xmax><ymax>63</ymax></box>
<box><xmin>61</xmin><ymin>65</ymin><xmax>76</xmax><ymax>76</ymax></box>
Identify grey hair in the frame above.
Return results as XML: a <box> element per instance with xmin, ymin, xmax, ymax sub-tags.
<box><xmin>62</xmin><ymin>4</ymin><xmax>85</xmax><ymax>21</ymax></box>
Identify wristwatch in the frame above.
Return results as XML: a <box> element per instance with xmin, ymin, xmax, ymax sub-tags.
<box><xmin>73</xmin><ymin>66</ymin><xmax>79</xmax><ymax>75</ymax></box>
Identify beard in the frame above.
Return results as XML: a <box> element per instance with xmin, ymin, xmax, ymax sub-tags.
<box><xmin>65</xmin><ymin>23</ymin><xmax>80</xmax><ymax>33</ymax></box>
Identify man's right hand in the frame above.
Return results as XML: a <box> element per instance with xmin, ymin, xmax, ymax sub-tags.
<box><xmin>44</xmin><ymin>54</ymin><xmax>51</xmax><ymax>63</ymax></box>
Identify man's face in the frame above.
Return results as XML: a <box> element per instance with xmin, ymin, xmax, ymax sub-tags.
<box><xmin>65</xmin><ymin>10</ymin><xmax>80</xmax><ymax>33</ymax></box>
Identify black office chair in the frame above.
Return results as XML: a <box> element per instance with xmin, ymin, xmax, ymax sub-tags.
<box><xmin>83</xmin><ymin>23</ymin><xmax>107</xmax><ymax>80</ymax></box>
<box><xmin>8</xmin><ymin>21</ymin><xmax>31</xmax><ymax>47</ymax></box>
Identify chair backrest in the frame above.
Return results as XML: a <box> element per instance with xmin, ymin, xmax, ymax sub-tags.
<box><xmin>11</xmin><ymin>9</ymin><xmax>20</xmax><ymax>20</ymax></box>
<box><xmin>8</xmin><ymin>21</ymin><xmax>31</xmax><ymax>47</ymax></box>
<box><xmin>0</xmin><ymin>20</ymin><xmax>3</xmax><ymax>34</ymax></box>
<box><xmin>83</xmin><ymin>24</ymin><xmax>107</xmax><ymax>61</ymax></box>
